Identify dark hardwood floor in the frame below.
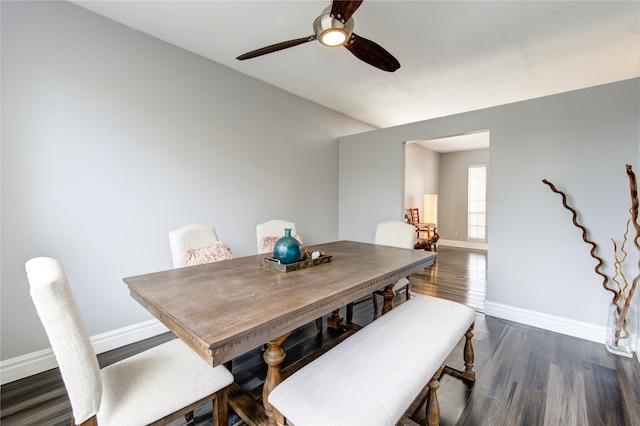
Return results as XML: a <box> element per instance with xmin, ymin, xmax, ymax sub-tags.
<box><xmin>2</xmin><ymin>246</ymin><xmax>639</xmax><ymax>425</ymax></box>
<box><xmin>409</xmin><ymin>246</ymin><xmax>487</xmax><ymax>313</ymax></box>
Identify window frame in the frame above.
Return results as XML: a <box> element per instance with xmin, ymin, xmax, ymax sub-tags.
<box><xmin>467</xmin><ymin>164</ymin><xmax>487</xmax><ymax>241</ymax></box>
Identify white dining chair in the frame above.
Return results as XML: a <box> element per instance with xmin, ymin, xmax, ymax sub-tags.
<box><xmin>374</xmin><ymin>220</ymin><xmax>417</xmax><ymax>302</ymax></box>
<box><xmin>256</xmin><ymin>219</ymin><xmax>323</xmax><ymax>333</ymax></box>
<box><xmin>347</xmin><ymin>220</ymin><xmax>417</xmax><ymax>322</ymax></box>
<box><xmin>25</xmin><ymin>257</ymin><xmax>234</xmax><ymax>426</ymax></box>
<box><xmin>256</xmin><ymin>219</ymin><xmax>301</xmax><ymax>254</ymax></box>
<box><xmin>169</xmin><ymin>224</ymin><xmax>231</xmax><ymax>268</ymax></box>
<box><xmin>168</xmin><ymin>223</ymin><xmax>234</xmax><ymax>411</ymax></box>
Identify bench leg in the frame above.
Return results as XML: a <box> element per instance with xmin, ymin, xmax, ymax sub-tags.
<box><xmin>426</xmin><ymin>366</ymin><xmax>444</xmax><ymax>426</ymax></box>
<box><xmin>443</xmin><ymin>322</ymin><xmax>476</xmax><ymax>383</ymax></box>
<box><xmin>463</xmin><ymin>322</ymin><xmax>476</xmax><ymax>381</ymax></box>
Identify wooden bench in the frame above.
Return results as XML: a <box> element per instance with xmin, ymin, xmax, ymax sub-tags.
<box><xmin>268</xmin><ymin>294</ymin><xmax>476</xmax><ymax>426</ymax></box>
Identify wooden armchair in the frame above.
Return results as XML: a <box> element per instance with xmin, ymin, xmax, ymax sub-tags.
<box><xmin>410</xmin><ymin>208</ymin><xmax>435</xmax><ymax>238</ymax></box>
<box><xmin>410</xmin><ymin>208</ymin><xmax>439</xmax><ymax>251</ymax></box>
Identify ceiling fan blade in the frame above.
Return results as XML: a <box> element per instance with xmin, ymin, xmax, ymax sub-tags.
<box><xmin>344</xmin><ymin>33</ymin><xmax>400</xmax><ymax>72</ymax></box>
<box><xmin>331</xmin><ymin>0</ymin><xmax>364</xmax><ymax>23</ymax></box>
<box><xmin>237</xmin><ymin>36</ymin><xmax>315</xmax><ymax>60</ymax></box>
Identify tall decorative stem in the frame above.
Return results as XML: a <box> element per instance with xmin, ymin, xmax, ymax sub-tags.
<box><xmin>541</xmin><ymin>179</ymin><xmax>613</xmax><ymax>301</ymax></box>
<box><xmin>617</xmin><ymin>165</ymin><xmax>640</xmax><ymax>343</ymax></box>
<box><xmin>543</xmin><ymin>165</ymin><xmax>640</xmax><ymax>351</ymax></box>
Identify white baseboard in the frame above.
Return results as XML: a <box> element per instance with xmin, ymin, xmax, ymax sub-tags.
<box><xmin>3</xmin><ymin>302</ymin><xmax>634</xmax><ymax>385</ymax></box>
<box><xmin>485</xmin><ymin>301</ymin><xmax>607</xmax><ymax>343</ymax></box>
<box><xmin>438</xmin><ymin>239</ymin><xmax>488</xmax><ymax>250</ymax></box>
<box><xmin>0</xmin><ymin>319</ymin><xmax>168</xmax><ymax>385</ymax></box>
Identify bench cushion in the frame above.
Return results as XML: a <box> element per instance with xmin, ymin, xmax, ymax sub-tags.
<box><xmin>268</xmin><ymin>295</ymin><xmax>476</xmax><ymax>426</ymax></box>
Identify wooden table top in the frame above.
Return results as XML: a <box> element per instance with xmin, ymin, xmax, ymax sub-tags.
<box><xmin>124</xmin><ymin>240</ymin><xmax>437</xmax><ymax>367</ymax></box>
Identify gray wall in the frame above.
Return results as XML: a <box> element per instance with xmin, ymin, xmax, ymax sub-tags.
<box><xmin>1</xmin><ymin>1</ymin><xmax>374</xmax><ymax>360</ymax></box>
<box><xmin>339</xmin><ymin>78</ymin><xmax>639</xmax><ymax>328</ymax></box>
<box><xmin>439</xmin><ymin>149</ymin><xmax>490</xmax><ymax>241</ymax></box>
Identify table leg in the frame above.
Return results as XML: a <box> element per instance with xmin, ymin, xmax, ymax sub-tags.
<box><xmin>326</xmin><ymin>309</ymin><xmax>343</xmax><ymax>329</ymax></box>
<box><xmin>382</xmin><ymin>284</ymin><xmax>395</xmax><ymax>314</ymax></box>
<box><xmin>262</xmin><ymin>332</ymin><xmax>291</xmax><ymax>426</ymax></box>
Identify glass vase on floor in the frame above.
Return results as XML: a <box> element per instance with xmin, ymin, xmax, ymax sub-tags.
<box><xmin>605</xmin><ymin>303</ymin><xmax>634</xmax><ymax>358</ymax></box>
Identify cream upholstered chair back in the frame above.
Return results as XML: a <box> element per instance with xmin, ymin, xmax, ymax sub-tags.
<box><xmin>26</xmin><ymin>257</ymin><xmax>234</xmax><ymax>426</ymax></box>
<box><xmin>256</xmin><ymin>219</ymin><xmax>298</xmax><ymax>254</ymax></box>
<box><xmin>346</xmin><ymin>221</ymin><xmax>417</xmax><ymax>323</ymax></box>
<box><xmin>374</xmin><ymin>220</ymin><xmax>416</xmax><ymax>249</ymax></box>
<box><xmin>25</xmin><ymin>257</ymin><xmax>102</xmax><ymax>425</ymax></box>
<box><xmin>169</xmin><ymin>224</ymin><xmax>219</xmax><ymax>268</ymax></box>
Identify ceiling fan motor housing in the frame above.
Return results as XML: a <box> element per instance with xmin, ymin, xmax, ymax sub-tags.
<box><xmin>313</xmin><ymin>8</ymin><xmax>354</xmax><ymax>47</ymax></box>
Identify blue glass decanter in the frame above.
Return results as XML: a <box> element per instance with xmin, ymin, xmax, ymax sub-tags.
<box><xmin>273</xmin><ymin>228</ymin><xmax>302</xmax><ymax>264</ymax></box>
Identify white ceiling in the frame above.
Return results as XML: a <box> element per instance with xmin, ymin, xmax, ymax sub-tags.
<box><xmin>412</xmin><ymin>131</ymin><xmax>490</xmax><ymax>153</ymax></box>
<box><xmin>72</xmin><ymin>0</ymin><xmax>639</xmax><ymax>135</ymax></box>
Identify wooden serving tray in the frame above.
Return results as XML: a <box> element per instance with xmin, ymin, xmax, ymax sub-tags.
<box><xmin>260</xmin><ymin>254</ymin><xmax>332</xmax><ymax>272</ymax></box>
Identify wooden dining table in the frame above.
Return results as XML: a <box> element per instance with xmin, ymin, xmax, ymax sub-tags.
<box><xmin>124</xmin><ymin>240</ymin><xmax>437</xmax><ymax>426</ymax></box>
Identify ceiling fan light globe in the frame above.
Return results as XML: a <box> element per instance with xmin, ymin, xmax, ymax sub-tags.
<box><xmin>320</xmin><ymin>29</ymin><xmax>347</xmax><ymax>46</ymax></box>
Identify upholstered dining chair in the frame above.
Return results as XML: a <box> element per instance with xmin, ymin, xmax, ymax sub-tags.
<box><xmin>256</xmin><ymin>219</ymin><xmax>302</xmax><ymax>254</ymax></box>
<box><xmin>256</xmin><ymin>219</ymin><xmax>323</xmax><ymax>333</ymax></box>
<box><xmin>169</xmin><ymin>224</ymin><xmax>232</xmax><ymax>268</ymax></box>
<box><xmin>25</xmin><ymin>257</ymin><xmax>234</xmax><ymax>426</ymax></box>
<box><xmin>347</xmin><ymin>220</ymin><xmax>416</xmax><ymax>322</ymax></box>
<box><xmin>374</xmin><ymin>219</ymin><xmax>416</xmax><ymax>291</ymax></box>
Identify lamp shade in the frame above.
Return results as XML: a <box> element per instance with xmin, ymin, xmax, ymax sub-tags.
<box><xmin>423</xmin><ymin>194</ymin><xmax>438</xmax><ymax>224</ymax></box>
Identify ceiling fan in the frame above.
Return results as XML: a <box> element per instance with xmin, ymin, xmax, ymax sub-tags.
<box><xmin>236</xmin><ymin>0</ymin><xmax>400</xmax><ymax>72</ymax></box>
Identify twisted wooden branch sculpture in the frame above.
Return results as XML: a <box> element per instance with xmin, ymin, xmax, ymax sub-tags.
<box><xmin>544</xmin><ymin>165</ymin><xmax>640</xmax><ymax>348</ymax></box>
<box><xmin>618</xmin><ymin>165</ymin><xmax>640</xmax><ymax>339</ymax></box>
<box><xmin>541</xmin><ymin>178</ymin><xmax>613</xmax><ymax>301</ymax></box>
<box><xmin>626</xmin><ymin>164</ymin><xmax>640</xmax><ymax>254</ymax></box>
<box><xmin>611</xmin><ymin>228</ymin><xmax>630</xmax><ymax>298</ymax></box>
<box><xmin>612</xmin><ymin>235</ymin><xmax>631</xmax><ymax>342</ymax></box>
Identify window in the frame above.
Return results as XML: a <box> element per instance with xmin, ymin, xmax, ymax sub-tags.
<box><xmin>468</xmin><ymin>165</ymin><xmax>486</xmax><ymax>241</ymax></box>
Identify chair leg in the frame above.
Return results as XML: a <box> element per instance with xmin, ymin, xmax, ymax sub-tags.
<box><xmin>372</xmin><ymin>293</ymin><xmax>379</xmax><ymax>313</ymax></box>
<box><xmin>346</xmin><ymin>303</ymin><xmax>354</xmax><ymax>323</ymax></box>
<box><xmin>315</xmin><ymin>317</ymin><xmax>323</xmax><ymax>333</ymax></box>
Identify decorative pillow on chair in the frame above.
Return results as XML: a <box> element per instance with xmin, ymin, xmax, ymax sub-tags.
<box><xmin>259</xmin><ymin>235</ymin><xmax>303</xmax><ymax>254</ymax></box>
<box><xmin>182</xmin><ymin>241</ymin><xmax>232</xmax><ymax>266</ymax></box>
